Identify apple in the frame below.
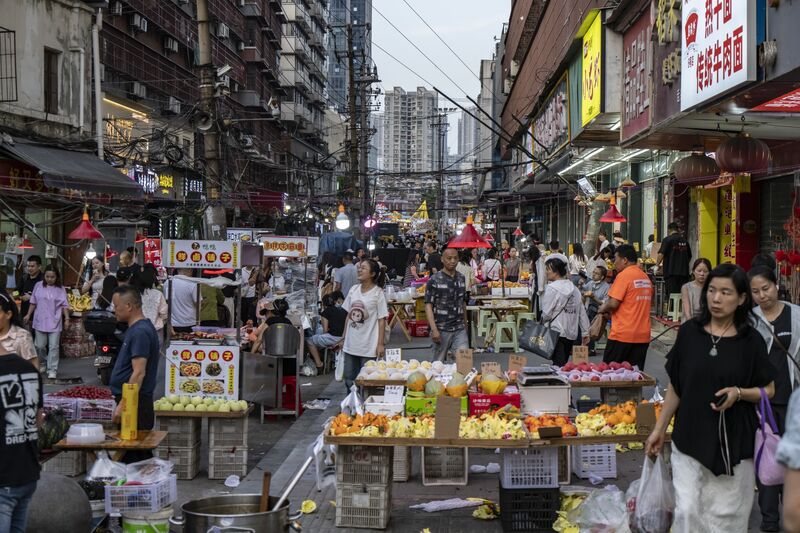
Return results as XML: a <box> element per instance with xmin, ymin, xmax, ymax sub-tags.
<box><xmin>609</xmin><ymin>362</ymin><xmax>621</xmax><ymax>370</ymax></box>
<box><xmin>621</xmin><ymin>362</ymin><xmax>633</xmax><ymax>371</ymax></box>
<box><xmin>590</xmin><ymin>376</ymin><xmax>600</xmax><ymax>382</ymax></box>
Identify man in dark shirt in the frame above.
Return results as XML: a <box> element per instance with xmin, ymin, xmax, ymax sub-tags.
<box><xmin>19</xmin><ymin>255</ymin><xmax>43</xmax><ymax>322</ymax></box>
<box><xmin>424</xmin><ymin>241</ymin><xmax>443</xmax><ymax>274</ymax></box>
<box><xmin>425</xmin><ymin>248</ymin><xmax>468</xmax><ymax>361</ymax></box>
<box><xmin>0</xmin><ymin>344</ymin><xmax>43</xmax><ymax>532</ymax></box>
<box><xmin>111</xmin><ymin>285</ymin><xmax>160</xmax><ymax>444</ymax></box>
<box><xmin>657</xmin><ymin>222</ymin><xmax>692</xmax><ymax>297</ymax></box>
<box><xmin>306</xmin><ymin>293</ymin><xmax>348</xmax><ymax>370</ymax></box>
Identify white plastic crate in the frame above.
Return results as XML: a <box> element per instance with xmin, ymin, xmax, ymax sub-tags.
<box><xmin>335</xmin><ymin>482</ymin><xmax>391</xmax><ymax>529</ymax></box>
<box><xmin>392</xmin><ymin>446</ymin><xmax>411</xmax><ymax>482</ymax></box>
<box><xmin>154</xmin><ymin>444</ymin><xmax>200</xmax><ymax>480</ymax></box>
<box><xmin>42</xmin><ymin>451</ymin><xmax>85</xmax><ymax>476</ymax></box>
<box><xmin>571</xmin><ymin>444</ymin><xmax>617</xmax><ymax>479</ymax></box>
<box><xmin>43</xmin><ymin>395</ymin><xmax>78</xmax><ymax>419</ymax></box>
<box><xmin>77</xmin><ymin>398</ymin><xmax>116</xmax><ymax>421</ymax></box>
<box><xmin>208</xmin><ymin>417</ymin><xmax>249</xmax><ymax>449</ymax></box>
<box><xmin>558</xmin><ymin>446</ymin><xmax>571</xmax><ymax>485</ymax></box>
<box><xmin>501</xmin><ymin>447</ymin><xmax>559</xmax><ymax>489</ymax></box>
<box><xmin>364</xmin><ymin>395</ymin><xmax>404</xmax><ymax>416</ymax></box>
<box><xmin>104</xmin><ymin>474</ymin><xmax>177</xmax><ymax>515</ymax></box>
<box><xmin>155</xmin><ymin>416</ymin><xmax>201</xmax><ymax>448</ymax></box>
<box><xmin>208</xmin><ymin>448</ymin><xmax>248</xmax><ymax>479</ymax></box>
<box><xmin>336</xmin><ymin>445</ymin><xmax>393</xmax><ymax>485</ymax></box>
<box><xmin>421</xmin><ymin>447</ymin><xmax>468</xmax><ymax>486</ymax></box>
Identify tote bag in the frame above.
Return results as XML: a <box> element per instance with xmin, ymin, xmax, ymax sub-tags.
<box><xmin>755</xmin><ymin>387</ymin><xmax>785</xmax><ymax>486</ymax></box>
<box><xmin>519</xmin><ymin>294</ymin><xmax>571</xmax><ymax>360</ymax></box>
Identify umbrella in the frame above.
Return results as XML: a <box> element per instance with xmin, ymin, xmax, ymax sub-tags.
<box><xmin>447</xmin><ymin>216</ymin><xmax>492</xmax><ymax>248</ymax></box>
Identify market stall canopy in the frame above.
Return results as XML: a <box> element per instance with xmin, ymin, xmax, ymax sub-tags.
<box><xmin>447</xmin><ymin>216</ymin><xmax>492</xmax><ymax>249</ymax></box>
<box><xmin>0</xmin><ymin>137</ymin><xmax>143</xmax><ymax>198</ymax></box>
<box><xmin>411</xmin><ymin>200</ymin><xmax>429</xmax><ymax>220</ymax></box>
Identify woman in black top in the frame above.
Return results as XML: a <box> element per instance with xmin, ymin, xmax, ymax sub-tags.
<box><xmin>750</xmin><ymin>266</ymin><xmax>800</xmax><ymax>532</ymax></box>
<box><xmin>646</xmin><ymin>264</ymin><xmax>775</xmax><ymax>533</ymax></box>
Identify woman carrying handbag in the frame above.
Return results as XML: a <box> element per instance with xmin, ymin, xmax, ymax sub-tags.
<box><xmin>750</xmin><ymin>266</ymin><xmax>800</xmax><ymax>532</ymax></box>
<box><xmin>538</xmin><ymin>257</ymin><xmax>589</xmax><ymax>366</ymax></box>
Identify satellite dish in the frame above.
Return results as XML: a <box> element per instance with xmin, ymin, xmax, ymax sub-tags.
<box><xmin>195</xmin><ymin>112</ymin><xmax>213</xmax><ymax>131</ymax></box>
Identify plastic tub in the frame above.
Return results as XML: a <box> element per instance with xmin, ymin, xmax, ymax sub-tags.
<box><xmin>121</xmin><ymin>506</ymin><xmax>172</xmax><ymax>533</ymax></box>
<box><xmin>65</xmin><ymin>423</ymin><xmax>105</xmax><ymax>445</ymax></box>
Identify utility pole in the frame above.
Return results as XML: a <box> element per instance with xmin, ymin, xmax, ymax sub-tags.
<box><xmin>429</xmin><ymin>108</ymin><xmax>455</xmax><ymax>238</ymax></box>
<box><xmin>358</xmin><ymin>65</ymin><xmax>380</xmax><ymax>217</ymax></box>
<box><xmin>346</xmin><ymin>24</ymin><xmax>359</xmax><ymax>220</ymax></box>
<box><xmin>196</xmin><ymin>0</ymin><xmax>225</xmax><ymax>240</ymax></box>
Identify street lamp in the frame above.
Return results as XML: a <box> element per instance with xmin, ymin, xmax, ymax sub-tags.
<box><xmin>335</xmin><ymin>204</ymin><xmax>350</xmax><ymax>230</ymax></box>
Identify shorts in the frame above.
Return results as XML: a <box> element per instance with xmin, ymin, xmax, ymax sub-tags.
<box><xmin>602</xmin><ymin>339</ymin><xmax>649</xmax><ymax>369</ymax></box>
<box><xmin>308</xmin><ymin>333</ymin><xmax>342</xmax><ymax>348</ymax></box>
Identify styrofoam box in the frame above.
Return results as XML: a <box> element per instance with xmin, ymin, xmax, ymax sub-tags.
<box><xmin>364</xmin><ymin>395</ymin><xmax>404</xmax><ymax>416</ymax></box>
<box><xmin>491</xmin><ymin>287</ymin><xmax>530</xmax><ymax>296</ymax></box>
<box><xmin>519</xmin><ymin>384</ymin><xmax>571</xmax><ymax>415</ymax></box>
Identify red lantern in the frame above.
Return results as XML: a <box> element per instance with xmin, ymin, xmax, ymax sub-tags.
<box><xmin>790</xmin><ymin>251</ymin><xmax>800</xmax><ymax>266</ymax></box>
<box><xmin>68</xmin><ymin>208</ymin><xmax>104</xmax><ymax>240</ymax></box>
<box><xmin>715</xmin><ymin>133</ymin><xmax>771</xmax><ymax>176</ymax></box>
<box><xmin>447</xmin><ymin>216</ymin><xmax>492</xmax><ymax>249</ymax></box>
<box><xmin>781</xmin><ymin>264</ymin><xmax>793</xmax><ymax>277</ymax></box>
<box><xmin>776</xmin><ymin>250</ymin><xmax>788</xmax><ymax>262</ymax></box>
<box><xmin>673</xmin><ymin>152</ymin><xmax>719</xmax><ymax>186</ymax></box>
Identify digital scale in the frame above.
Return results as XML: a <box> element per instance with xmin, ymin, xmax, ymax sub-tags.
<box><xmin>519</xmin><ymin>366</ymin><xmax>569</xmax><ymax>387</ymax></box>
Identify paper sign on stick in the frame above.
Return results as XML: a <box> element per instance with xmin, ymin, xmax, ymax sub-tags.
<box><xmin>572</xmin><ymin>346</ymin><xmax>589</xmax><ymax>365</ymax></box>
<box><xmin>509</xmin><ymin>354</ymin><xmax>527</xmax><ymax>373</ymax></box>
<box><xmin>456</xmin><ymin>349</ymin><xmax>473</xmax><ymax>375</ymax></box>
<box><xmin>385</xmin><ymin>348</ymin><xmax>402</xmax><ymax>363</ymax></box>
<box><xmin>481</xmin><ymin>361</ymin><xmax>503</xmax><ymax>378</ymax></box>
<box><xmin>384</xmin><ymin>385</ymin><xmax>404</xmax><ymax>403</ymax></box>
<box><xmin>434</xmin><ymin>396</ymin><xmax>461</xmax><ymax>439</ymax></box>
<box><xmin>636</xmin><ymin>403</ymin><xmax>657</xmax><ymax>435</ymax></box>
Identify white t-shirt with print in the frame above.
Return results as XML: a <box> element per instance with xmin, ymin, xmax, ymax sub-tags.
<box><xmin>342</xmin><ymin>284</ymin><xmax>388</xmax><ymax>358</ymax></box>
<box><xmin>164</xmin><ymin>277</ymin><xmax>198</xmax><ymax>327</ymax></box>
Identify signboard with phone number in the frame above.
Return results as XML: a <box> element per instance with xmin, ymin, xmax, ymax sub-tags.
<box><xmin>162</xmin><ymin>239</ymin><xmax>241</xmax><ymax>269</ymax></box>
<box><xmin>165</xmin><ymin>344</ymin><xmax>240</xmax><ymax>400</ymax></box>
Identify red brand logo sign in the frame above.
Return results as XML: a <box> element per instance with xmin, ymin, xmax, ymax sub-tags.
<box><xmin>191</xmin><ymin>251</ymin><xmax>202</xmax><ymax>262</ymax></box>
<box><xmin>685</xmin><ymin>12</ymin><xmax>699</xmax><ymax>46</ymax></box>
<box><xmin>176</xmin><ymin>251</ymin><xmax>188</xmax><ymax>262</ymax></box>
<box><xmin>205</xmin><ymin>252</ymin><xmax>217</xmax><ymax>263</ymax></box>
<box><xmin>220</xmin><ymin>252</ymin><xmax>232</xmax><ymax>263</ymax></box>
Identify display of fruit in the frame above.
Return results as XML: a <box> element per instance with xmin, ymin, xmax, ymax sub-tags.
<box><xmin>330</xmin><ymin>412</ymin><xmax>391</xmax><ymax>436</ymax></box>
<box><xmin>575</xmin><ymin>401</ymin><xmax>672</xmax><ymax>436</ymax></box>
<box><xmin>50</xmin><ymin>385</ymin><xmax>113</xmax><ymax>400</ymax></box>
<box><xmin>557</xmin><ymin>361</ymin><xmax>645</xmax><ymax>382</ymax></box>
<box><xmin>487</xmin><ymin>280</ymin><xmax>524</xmax><ymax>288</ymax></box>
<box><xmin>552</xmin><ymin>492</ymin><xmax>588</xmax><ymax>533</ymax></box>
<box><xmin>424</xmin><ymin>378</ymin><xmax>445</xmax><ymax>397</ymax></box>
<box><xmin>153</xmin><ymin>396</ymin><xmax>249</xmax><ymax>413</ymax></box>
<box><xmin>406</xmin><ymin>371</ymin><xmax>427</xmax><ymax>392</ymax></box>
<box><xmin>445</xmin><ymin>372</ymin><xmax>468</xmax><ymax>397</ymax></box>
<box><xmin>357</xmin><ymin>360</ymin><xmax>456</xmax><ymax>382</ymax></box>
<box><xmin>524</xmin><ymin>414</ymin><xmax>578</xmax><ymax>438</ymax></box>
<box><xmin>67</xmin><ymin>293</ymin><xmax>93</xmax><ymax>312</ymax></box>
<box><xmin>416</xmin><ymin>285</ymin><xmax>426</xmax><ymax>295</ymax></box>
<box><xmin>331</xmin><ymin>412</ymin><xmax>526</xmax><ymax>440</ymax></box>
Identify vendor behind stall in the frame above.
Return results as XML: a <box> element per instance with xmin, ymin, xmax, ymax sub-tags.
<box><xmin>110</xmin><ymin>285</ymin><xmax>160</xmax><ymax>461</ymax></box>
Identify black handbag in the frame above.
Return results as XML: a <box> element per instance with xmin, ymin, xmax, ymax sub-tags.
<box><xmin>519</xmin><ymin>295</ymin><xmax>571</xmax><ymax>359</ymax></box>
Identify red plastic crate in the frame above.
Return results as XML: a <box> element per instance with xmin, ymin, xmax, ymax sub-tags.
<box><xmin>468</xmin><ymin>393</ymin><xmax>521</xmax><ymax>416</ymax></box>
<box><xmin>404</xmin><ymin>320</ymin><xmax>429</xmax><ymax>337</ymax></box>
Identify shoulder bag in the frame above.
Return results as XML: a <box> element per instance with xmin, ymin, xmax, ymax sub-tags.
<box><xmin>755</xmin><ymin>387</ymin><xmax>785</xmax><ymax>486</ymax></box>
<box><xmin>519</xmin><ymin>293</ymin><xmax>571</xmax><ymax>360</ymax></box>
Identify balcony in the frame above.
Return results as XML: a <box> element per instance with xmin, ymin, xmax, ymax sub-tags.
<box><xmin>309</xmin><ymin>2</ymin><xmax>327</xmax><ymax>23</ymax></box>
<box><xmin>241</xmin><ymin>47</ymin><xmax>266</xmax><ymax>66</ymax></box>
<box><xmin>231</xmin><ymin>89</ymin><xmax>268</xmax><ymax>111</ymax></box>
<box><xmin>308</xmin><ymin>31</ymin><xmax>324</xmax><ymax>51</ymax></box>
<box><xmin>281</xmin><ymin>69</ymin><xmax>310</xmax><ymax>91</ymax></box>
<box><xmin>281</xmin><ymin>35</ymin><xmax>310</xmax><ymax>59</ymax></box>
<box><xmin>262</xmin><ymin>25</ymin><xmax>280</xmax><ymax>45</ymax></box>
<box><xmin>239</xmin><ymin>1</ymin><xmax>265</xmax><ymax>21</ymax></box>
<box><xmin>281</xmin><ymin>102</ymin><xmax>312</xmax><ymax>124</ymax></box>
<box><xmin>282</xmin><ymin>3</ymin><xmax>312</xmax><ymax>32</ymax></box>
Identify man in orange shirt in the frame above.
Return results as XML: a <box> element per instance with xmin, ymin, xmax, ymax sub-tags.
<box><xmin>597</xmin><ymin>244</ymin><xmax>653</xmax><ymax>369</ymax></box>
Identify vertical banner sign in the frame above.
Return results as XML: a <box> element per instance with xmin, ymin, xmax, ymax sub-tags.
<box><xmin>680</xmin><ymin>0</ymin><xmax>757</xmax><ymax>111</ymax></box>
<box><xmin>165</xmin><ymin>344</ymin><xmax>240</xmax><ymax>400</ymax></box>
<box><xmin>718</xmin><ymin>186</ymin><xmax>737</xmax><ymax>263</ymax></box>
<box><xmin>621</xmin><ymin>7</ymin><xmax>653</xmax><ymax>142</ymax></box>
<box><xmin>581</xmin><ymin>13</ymin><xmax>603</xmax><ymax>126</ymax></box>
<box><xmin>532</xmin><ymin>73</ymin><xmax>570</xmax><ymax>170</ymax></box>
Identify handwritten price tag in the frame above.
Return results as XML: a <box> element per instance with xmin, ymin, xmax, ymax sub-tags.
<box><xmin>385</xmin><ymin>348</ymin><xmax>402</xmax><ymax>363</ymax></box>
<box><xmin>384</xmin><ymin>385</ymin><xmax>404</xmax><ymax>403</ymax></box>
<box><xmin>481</xmin><ymin>361</ymin><xmax>503</xmax><ymax>378</ymax></box>
<box><xmin>509</xmin><ymin>354</ymin><xmax>527</xmax><ymax>372</ymax></box>
<box><xmin>456</xmin><ymin>348</ymin><xmax>473</xmax><ymax>375</ymax></box>
<box><xmin>572</xmin><ymin>346</ymin><xmax>589</xmax><ymax>365</ymax></box>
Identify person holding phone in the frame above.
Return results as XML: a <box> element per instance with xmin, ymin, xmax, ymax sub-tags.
<box><xmin>646</xmin><ymin>264</ymin><xmax>776</xmax><ymax>532</ymax></box>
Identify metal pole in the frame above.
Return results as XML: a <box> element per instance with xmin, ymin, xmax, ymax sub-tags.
<box><xmin>346</xmin><ymin>25</ymin><xmax>359</xmax><ymax>221</ymax></box>
<box><xmin>92</xmin><ymin>10</ymin><xmax>103</xmax><ymax>158</ymax></box>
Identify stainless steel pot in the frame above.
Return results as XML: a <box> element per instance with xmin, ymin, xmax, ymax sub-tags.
<box><xmin>169</xmin><ymin>495</ymin><xmax>301</xmax><ymax>533</ymax></box>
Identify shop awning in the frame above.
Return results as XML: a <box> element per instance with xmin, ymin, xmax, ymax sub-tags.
<box><xmin>0</xmin><ymin>138</ymin><xmax>143</xmax><ymax>198</ymax></box>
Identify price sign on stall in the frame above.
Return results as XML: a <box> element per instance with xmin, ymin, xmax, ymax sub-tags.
<box><xmin>455</xmin><ymin>349</ymin><xmax>473</xmax><ymax>375</ymax></box>
<box><xmin>509</xmin><ymin>354</ymin><xmax>527</xmax><ymax>373</ymax></box>
<box><xmin>384</xmin><ymin>385</ymin><xmax>404</xmax><ymax>403</ymax></box>
<box><xmin>481</xmin><ymin>361</ymin><xmax>503</xmax><ymax>379</ymax></box>
<box><xmin>572</xmin><ymin>346</ymin><xmax>590</xmax><ymax>365</ymax></box>
<box><xmin>385</xmin><ymin>348</ymin><xmax>402</xmax><ymax>363</ymax></box>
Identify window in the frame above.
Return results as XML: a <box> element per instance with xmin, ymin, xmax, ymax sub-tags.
<box><xmin>43</xmin><ymin>49</ymin><xmax>59</xmax><ymax>114</ymax></box>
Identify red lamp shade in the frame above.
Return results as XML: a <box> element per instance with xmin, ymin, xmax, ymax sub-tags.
<box><xmin>673</xmin><ymin>152</ymin><xmax>719</xmax><ymax>186</ymax></box>
<box><xmin>599</xmin><ymin>197</ymin><xmax>627</xmax><ymax>223</ymax></box>
<box><xmin>715</xmin><ymin>133</ymin><xmax>771</xmax><ymax>175</ymax></box>
<box><xmin>17</xmin><ymin>236</ymin><xmax>33</xmax><ymax>249</ymax></box>
<box><xmin>484</xmin><ymin>232</ymin><xmax>495</xmax><ymax>243</ymax></box>
<box><xmin>68</xmin><ymin>209</ymin><xmax>104</xmax><ymax>240</ymax></box>
<box><xmin>447</xmin><ymin>216</ymin><xmax>492</xmax><ymax>249</ymax></box>
<box><xmin>513</xmin><ymin>227</ymin><xmax>524</xmax><ymax>236</ymax></box>
<box><xmin>134</xmin><ymin>232</ymin><xmax>147</xmax><ymax>243</ymax></box>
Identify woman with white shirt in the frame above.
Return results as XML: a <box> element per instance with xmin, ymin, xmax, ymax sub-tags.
<box><xmin>136</xmin><ymin>266</ymin><xmax>168</xmax><ymax>349</ymax></box>
<box><xmin>568</xmin><ymin>243</ymin><xmax>588</xmax><ymax>286</ymax></box>
<box><xmin>541</xmin><ymin>257</ymin><xmax>590</xmax><ymax>366</ymax></box>
<box><xmin>482</xmin><ymin>249</ymin><xmax>502</xmax><ymax>281</ymax></box>
<box><xmin>81</xmin><ymin>257</ymin><xmax>108</xmax><ymax>307</ymax></box>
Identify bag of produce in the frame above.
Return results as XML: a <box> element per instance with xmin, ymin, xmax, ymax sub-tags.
<box><xmin>38</xmin><ymin>408</ymin><xmax>69</xmax><ymax>452</ymax></box>
<box><xmin>126</xmin><ymin>457</ymin><xmax>174</xmax><ymax>484</ymax></box>
<box><xmin>568</xmin><ymin>486</ymin><xmax>631</xmax><ymax>533</ymax></box>
<box><xmin>627</xmin><ymin>454</ymin><xmax>675</xmax><ymax>533</ymax></box>
<box><xmin>87</xmin><ymin>451</ymin><xmax>126</xmax><ymax>483</ymax></box>
<box><xmin>334</xmin><ymin>350</ymin><xmax>344</xmax><ymax>382</ymax></box>
<box><xmin>340</xmin><ymin>384</ymin><xmax>364</xmax><ymax>416</ymax></box>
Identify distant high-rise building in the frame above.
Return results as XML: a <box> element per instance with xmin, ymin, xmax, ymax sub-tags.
<box><xmin>327</xmin><ymin>0</ymin><xmax>372</xmax><ymax>113</ymax></box>
<box><xmin>457</xmin><ymin>107</ymin><xmax>480</xmax><ymax>161</ymax></box>
<box><xmin>382</xmin><ymin>87</ymin><xmax>439</xmax><ymax>174</ymax></box>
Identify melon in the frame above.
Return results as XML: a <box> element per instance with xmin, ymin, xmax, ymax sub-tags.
<box><xmin>406</xmin><ymin>371</ymin><xmax>428</xmax><ymax>392</ymax></box>
<box><xmin>445</xmin><ymin>372</ymin><xmax>468</xmax><ymax>398</ymax></box>
<box><xmin>424</xmin><ymin>378</ymin><xmax>445</xmax><ymax>398</ymax></box>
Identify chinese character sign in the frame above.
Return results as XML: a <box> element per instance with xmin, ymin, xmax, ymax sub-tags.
<box><xmin>718</xmin><ymin>186</ymin><xmax>737</xmax><ymax>263</ymax></box>
<box><xmin>581</xmin><ymin>13</ymin><xmax>603</xmax><ymax>126</ymax></box>
<box><xmin>681</xmin><ymin>0</ymin><xmax>756</xmax><ymax>111</ymax></box>
<box><xmin>621</xmin><ymin>7</ymin><xmax>653</xmax><ymax>142</ymax></box>
<box><xmin>162</xmin><ymin>240</ymin><xmax>241</xmax><ymax>269</ymax></box>
<box><xmin>533</xmin><ymin>73</ymin><xmax>569</xmax><ymax>165</ymax></box>
<box><xmin>261</xmin><ymin>236</ymin><xmax>320</xmax><ymax>258</ymax></box>
<box><xmin>165</xmin><ymin>344</ymin><xmax>240</xmax><ymax>400</ymax></box>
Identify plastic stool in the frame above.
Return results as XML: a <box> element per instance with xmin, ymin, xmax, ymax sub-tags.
<box><xmin>477</xmin><ymin>310</ymin><xmax>495</xmax><ymax>337</ymax></box>
<box><xmin>667</xmin><ymin>294</ymin><xmax>682</xmax><ymax>323</ymax></box>
<box><xmin>494</xmin><ymin>321</ymin><xmax>519</xmax><ymax>352</ymax></box>
<box><xmin>482</xmin><ymin>317</ymin><xmax>498</xmax><ymax>345</ymax></box>
<box><xmin>515</xmin><ymin>312</ymin><xmax>537</xmax><ymax>330</ymax></box>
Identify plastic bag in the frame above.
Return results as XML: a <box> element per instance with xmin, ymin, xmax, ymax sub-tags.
<box><xmin>312</xmin><ymin>432</ymin><xmax>336</xmax><ymax>492</ymax></box>
<box><xmin>87</xmin><ymin>451</ymin><xmax>126</xmax><ymax>483</ymax></box>
<box><xmin>340</xmin><ymin>384</ymin><xmax>364</xmax><ymax>416</ymax></box>
<box><xmin>334</xmin><ymin>350</ymin><xmax>344</xmax><ymax>382</ymax></box>
<box><xmin>568</xmin><ymin>486</ymin><xmax>631</xmax><ymax>533</ymax></box>
<box><xmin>125</xmin><ymin>457</ymin><xmax>174</xmax><ymax>484</ymax></box>
<box><xmin>628</xmin><ymin>455</ymin><xmax>675</xmax><ymax>533</ymax></box>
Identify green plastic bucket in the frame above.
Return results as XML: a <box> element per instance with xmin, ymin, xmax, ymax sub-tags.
<box><xmin>121</xmin><ymin>507</ymin><xmax>172</xmax><ymax>533</ymax></box>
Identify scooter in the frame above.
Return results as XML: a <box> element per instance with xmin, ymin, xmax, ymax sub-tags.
<box><xmin>84</xmin><ymin>309</ymin><xmax>125</xmax><ymax>385</ymax></box>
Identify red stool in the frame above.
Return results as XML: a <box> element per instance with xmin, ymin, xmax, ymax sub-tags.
<box><xmin>282</xmin><ymin>376</ymin><xmax>303</xmax><ymax>416</ymax></box>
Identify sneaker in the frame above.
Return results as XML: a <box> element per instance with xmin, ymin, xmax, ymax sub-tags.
<box><xmin>47</xmin><ymin>371</ymin><xmax>57</xmax><ymax>380</ymax></box>
<box><xmin>760</xmin><ymin>522</ymin><xmax>780</xmax><ymax>532</ymax></box>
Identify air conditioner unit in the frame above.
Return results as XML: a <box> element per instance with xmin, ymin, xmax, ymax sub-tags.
<box><xmin>237</xmin><ymin>41</ymin><xmax>245</xmax><ymax>51</ymax></box>
<box><xmin>217</xmin><ymin>23</ymin><xmax>230</xmax><ymax>39</ymax></box>
<box><xmin>166</xmin><ymin>96</ymin><xmax>181</xmax><ymax>114</ymax></box>
<box><xmin>129</xmin><ymin>81</ymin><xmax>146</xmax><ymax>99</ymax></box>
<box><xmin>164</xmin><ymin>37</ymin><xmax>179</xmax><ymax>54</ymax></box>
<box><xmin>129</xmin><ymin>14</ymin><xmax>147</xmax><ymax>32</ymax></box>
<box><xmin>111</xmin><ymin>1</ymin><xmax>123</xmax><ymax>16</ymax></box>
<box><xmin>510</xmin><ymin>59</ymin><xmax>519</xmax><ymax>78</ymax></box>
<box><xmin>241</xmin><ymin>135</ymin><xmax>254</xmax><ymax>148</ymax></box>
<box><xmin>238</xmin><ymin>0</ymin><xmax>246</xmax><ymax>6</ymax></box>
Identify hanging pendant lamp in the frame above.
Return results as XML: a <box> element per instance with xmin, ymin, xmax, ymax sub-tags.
<box><xmin>134</xmin><ymin>232</ymin><xmax>147</xmax><ymax>243</ymax></box>
<box><xmin>599</xmin><ymin>196</ymin><xmax>627</xmax><ymax>223</ymax></box>
<box><xmin>512</xmin><ymin>227</ymin><xmax>524</xmax><ymax>237</ymax></box>
<box><xmin>17</xmin><ymin>235</ymin><xmax>33</xmax><ymax>249</ymax></box>
<box><xmin>68</xmin><ymin>206</ymin><xmax>104</xmax><ymax>240</ymax></box>
<box><xmin>447</xmin><ymin>216</ymin><xmax>492</xmax><ymax>249</ymax></box>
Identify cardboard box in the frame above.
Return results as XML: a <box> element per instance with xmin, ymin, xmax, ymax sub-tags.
<box><xmin>405</xmin><ymin>394</ymin><xmax>468</xmax><ymax>416</ymax></box>
<box><xmin>519</xmin><ymin>384</ymin><xmax>571</xmax><ymax>415</ymax></box>
<box><xmin>404</xmin><ymin>320</ymin><xmax>429</xmax><ymax>337</ymax></box>
<box><xmin>468</xmin><ymin>393</ymin><xmax>521</xmax><ymax>416</ymax></box>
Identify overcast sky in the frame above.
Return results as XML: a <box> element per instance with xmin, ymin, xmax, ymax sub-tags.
<box><xmin>371</xmin><ymin>0</ymin><xmax>511</xmax><ymax>153</ymax></box>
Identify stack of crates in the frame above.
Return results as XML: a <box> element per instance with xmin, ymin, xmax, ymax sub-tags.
<box><xmin>154</xmin><ymin>416</ymin><xmax>201</xmax><ymax>480</ymax></box>
<box><xmin>335</xmin><ymin>445</ymin><xmax>392</xmax><ymax>529</ymax></box>
<box><xmin>421</xmin><ymin>447</ymin><xmax>468</xmax><ymax>486</ymax></box>
<box><xmin>571</xmin><ymin>444</ymin><xmax>617</xmax><ymax>479</ymax></box>
<box><xmin>499</xmin><ymin>448</ymin><xmax>562</xmax><ymax>532</ymax></box>
<box><xmin>208</xmin><ymin>416</ymin><xmax>249</xmax><ymax>479</ymax></box>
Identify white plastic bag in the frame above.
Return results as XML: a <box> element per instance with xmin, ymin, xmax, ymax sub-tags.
<box><xmin>86</xmin><ymin>451</ymin><xmax>126</xmax><ymax>482</ymax></box>
<box><xmin>569</xmin><ymin>486</ymin><xmax>631</xmax><ymax>533</ymax></box>
<box><xmin>628</xmin><ymin>455</ymin><xmax>675</xmax><ymax>533</ymax></box>
<box><xmin>334</xmin><ymin>349</ymin><xmax>344</xmax><ymax>382</ymax></box>
<box><xmin>312</xmin><ymin>432</ymin><xmax>336</xmax><ymax>492</ymax></box>
<box><xmin>340</xmin><ymin>384</ymin><xmax>364</xmax><ymax>416</ymax></box>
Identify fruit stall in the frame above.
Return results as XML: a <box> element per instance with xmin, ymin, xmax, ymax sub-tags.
<box><xmin>323</xmin><ymin>350</ymin><xmax>671</xmax><ymax>530</ymax></box>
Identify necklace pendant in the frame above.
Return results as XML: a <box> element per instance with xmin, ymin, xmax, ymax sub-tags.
<box><xmin>710</xmin><ymin>346</ymin><xmax>718</xmax><ymax>357</ymax></box>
